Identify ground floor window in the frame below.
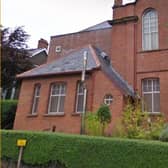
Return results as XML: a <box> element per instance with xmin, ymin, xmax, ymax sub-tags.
<box><xmin>142</xmin><ymin>78</ymin><xmax>160</xmax><ymax>113</ymax></box>
<box><xmin>48</xmin><ymin>83</ymin><xmax>66</xmax><ymax>114</ymax></box>
<box><xmin>31</xmin><ymin>84</ymin><xmax>41</xmax><ymax>114</ymax></box>
<box><xmin>75</xmin><ymin>82</ymin><xmax>84</xmax><ymax>113</ymax></box>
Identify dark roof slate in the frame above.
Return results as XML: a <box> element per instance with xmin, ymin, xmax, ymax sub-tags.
<box><xmin>80</xmin><ymin>20</ymin><xmax>112</xmax><ymax>32</ymax></box>
<box><xmin>17</xmin><ymin>45</ymin><xmax>100</xmax><ymax>78</ymax></box>
<box><xmin>94</xmin><ymin>47</ymin><xmax>135</xmax><ymax>97</ymax></box>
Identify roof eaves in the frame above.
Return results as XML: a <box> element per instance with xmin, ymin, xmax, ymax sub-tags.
<box><xmin>30</xmin><ymin>48</ymin><xmax>48</xmax><ymax>57</ymax></box>
<box><xmin>17</xmin><ymin>67</ymin><xmax>100</xmax><ymax>79</ymax></box>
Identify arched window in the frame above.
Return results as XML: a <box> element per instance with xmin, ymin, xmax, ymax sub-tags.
<box><xmin>142</xmin><ymin>9</ymin><xmax>158</xmax><ymax>51</ymax></box>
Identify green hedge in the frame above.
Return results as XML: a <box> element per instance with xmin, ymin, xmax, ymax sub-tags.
<box><xmin>1</xmin><ymin>130</ymin><xmax>168</xmax><ymax>168</ymax></box>
<box><xmin>1</xmin><ymin>100</ymin><xmax>18</xmax><ymax>129</ymax></box>
<box><xmin>160</xmin><ymin>125</ymin><xmax>168</xmax><ymax>142</ymax></box>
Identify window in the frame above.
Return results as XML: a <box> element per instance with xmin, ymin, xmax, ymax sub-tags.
<box><xmin>104</xmin><ymin>94</ymin><xmax>113</xmax><ymax>106</ymax></box>
<box><xmin>48</xmin><ymin>83</ymin><xmax>66</xmax><ymax>114</ymax></box>
<box><xmin>142</xmin><ymin>78</ymin><xmax>160</xmax><ymax>113</ymax></box>
<box><xmin>142</xmin><ymin>9</ymin><xmax>158</xmax><ymax>51</ymax></box>
<box><xmin>76</xmin><ymin>82</ymin><xmax>84</xmax><ymax>113</ymax></box>
<box><xmin>31</xmin><ymin>84</ymin><xmax>41</xmax><ymax>114</ymax></box>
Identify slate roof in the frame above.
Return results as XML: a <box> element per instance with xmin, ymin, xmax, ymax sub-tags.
<box><xmin>80</xmin><ymin>20</ymin><xmax>112</xmax><ymax>32</ymax></box>
<box><xmin>94</xmin><ymin>47</ymin><xmax>135</xmax><ymax>97</ymax></box>
<box><xmin>17</xmin><ymin>45</ymin><xmax>100</xmax><ymax>78</ymax></box>
<box><xmin>17</xmin><ymin>44</ymin><xmax>135</xmax><ymax>97</ymax></box>
<box><xmin>51</xmin><ymin>20</ymin><xmax>112</xmax><ymax>38</ymax></box>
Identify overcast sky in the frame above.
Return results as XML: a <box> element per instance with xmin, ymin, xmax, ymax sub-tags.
<box><xmin>2</xmin><ymin>0</ymin><xmax>134</xmax><ymax>48</ymax></box>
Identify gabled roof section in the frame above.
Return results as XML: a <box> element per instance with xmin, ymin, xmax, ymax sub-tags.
<box><xmin>93</xmin><ymin>47</ymin><xmax>135</xmax><ymax>97</ymax></box>
<box><xmin>80</xmin><ymin>20</ymin><xmax>112</xmax><ymax>32</ymax></box>
<box><xmin>51</xmin><ymin>20</ymin><xmax>112</xmax><ymax>38</ymax></box>
<box><xmin>28</xmin><ymin>48</ymin><xmax>48</xmax><ymax>57</ymax></box>
<box><xmin>17</xmin><ymin>45</ymin><xmax>100</xmax><ymax>78</ymax></box>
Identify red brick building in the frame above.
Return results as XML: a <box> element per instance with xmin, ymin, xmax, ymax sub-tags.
<box><xmin>14</xmin><ymin>0</ymin><xmax>168</xmax><ymax>134</ymax></box>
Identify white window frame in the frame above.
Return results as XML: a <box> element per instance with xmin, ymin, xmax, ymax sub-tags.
<box><xmin>48</xmin><ymin>83</ymin><xmax>66</xmax><ymax>114</ymax></box>
<box><xmin>31</xmin><ymin>84</ymin><xmax>41</xmax><ymax>114</ymax></box>
<box><xmin>142</xmin><ymin>79</ymin><xmax>160</xmax><ymax>113</ymax></box>
<box><xmin>142</xmin><ymin>9</ymin><xmax>158</xmax><ymax>51</ymax></box>
<box><xmin>75</xmin><ymin>82</ymin><xmax>84</xmax><ymax>113</ymax></box>
<box><xmin>104</xmin><ymin>94</ymin><xmax>113</xmax><ymax>106</ymax></box>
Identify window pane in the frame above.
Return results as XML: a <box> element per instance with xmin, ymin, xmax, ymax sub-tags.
<box><xmin>32</xmin><ymin>85</ymin><xmax>41</xmax><ymax>114</ymax></box>
<box><xmin>59</xmin><ymin>96</ymin><xmax>65</xmax><ymax>112</ymax></box>
<box><xmin>153</xmin><ymin>93</ymin><xmax>160</xmax><ymax>112</ymax></box>
<box><xmin>144</xmin><ymin>94</ymin><xmax>152</xmax><ymax>112</ymax></box>
<box><xmin>32</xmin><ymin>97</ymin><xmax>39</xmax><ymax>114</ymax></box>
<box><xmin>151</xmin><ymin>33</ymin><xmax>158</xmax><ymax>49</ymax></box>
<box><xmin>50</xmin><ymin>96</ymin><xmax>58</xmax><ymax>112</ymax></box>
<box><xmin>77</xmin><ymin>95</ymin><xmax>84</xmax><ymax>112</ymax></box>
<box><xmin>79</xmin><ymin>83</ymin><xmax>84</xmax><ymax>93</ymax></box>
<box><xmin>60</xmin><ymin>85</ymin><xmax>65</xmax><ymax>94</ymax></box>
<box><xmin>153</xmin><ymin>79</ymin><xmax>160</xmax><ymax>91</ymax></box>
<box><xmin>52</xmin><ymin>85</ymin><xmax>59</xmax><ymax>95</ymax></box>
<box><xmin>36</xmin><ymin>86</ymin><xmax>41</xmax><ymax>96</ymax></box>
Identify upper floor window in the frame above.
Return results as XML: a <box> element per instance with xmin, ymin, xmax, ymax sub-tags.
<box><xmin>75</xmin><ymin>82</ymin><xmax>84</xmax><ymax>113</ymax></box>
<box><xmin>31</xmin><ymin>84</ymin><xmax>41</xmax><ymax>114</ymax></box>
<box><xmin>142</xmin><ymin>78</ymin><xmax>160</xmax><ymax>113</ymax></box>
<box><xmin>142</xmin><ymin>9</ymin><xmax>158</xmax><ymax>51</ymax></box>
<box><xmin>48</xmin><ymin>83</ymin><xmax>66</xmax><ymax>114</ymax></box>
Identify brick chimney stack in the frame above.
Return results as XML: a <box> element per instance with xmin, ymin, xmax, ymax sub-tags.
<box><xmin>114</xmin><ymin>0</ymin><xmax>122</xmax><ymax>7</ymax></box>
<box><xmin>38</xmin><ymin>38</ymin><xmax>48</xmax><ymax>49</ymax></box>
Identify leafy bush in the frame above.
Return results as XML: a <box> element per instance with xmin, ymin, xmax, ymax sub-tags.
<box><xmin>1</xmin><ymin>100</ymin><xmax>18</xmax><ymax>129</ymax></box>
<box><xmin>116</xmin><ymin>99</ymin><xmax>165</xmax><ymax>140</ymax></box>
<box><xmin>85</xmin><ymin>112</ymin><xmax>102</xmax><ymax>136</ymax></box>
<box><xmin>160</xmin><ymin>124</ymin><xmax>168</xmax><ymax>142</ymax></box>
<box><xmin>97</xmin><ymin>104</ymin><xmax>111</xmax><ymax>135</ymax></box>
<box><xmin>1</xmin><ymin>130</ymin><xmax>168</xmax><ymax>168</ymax></box>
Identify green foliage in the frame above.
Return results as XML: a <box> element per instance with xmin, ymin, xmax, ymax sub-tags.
<box><xmin>97</xmin><ymin>104</ymin><xmax>111</xmax><ymax>135</ymax></box>
<box><xmin>116</xmin><ymin>99</ymin><xmax>165</xmax><ymax>140</ymax></box>
<box><xmin>160</xmin><ymin>124</ymin><xmax>168</xmax><ymax>142</ymax></box>
<box><xmin>1</xmin><ymin>100</ymin><xmax>18</xmax><ymax>129</ymax></box>
<box><xmin>85</xmin><ymin>112</ymin><xmax>102</xmax><ymax>136</ymax></box>
<box><xmin>1</xmin><ymin>26</ymin><xmax>33</xmax><ymax>90</ymax></box>
<box><xmin>1</xmin><ymin>130</ymin><xmax>168</xmax><ymax>168</ymax></box>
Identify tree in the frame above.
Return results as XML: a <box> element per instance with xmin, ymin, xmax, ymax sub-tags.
<box><xmin>1</xmin><ymin>26</ymin><xmax>33</xmax><ymax>93</ymax></box>
<box><xmin>97</xmin><ymin>104</ymin><xmax>111</xmax><ymax>135</ymax></box>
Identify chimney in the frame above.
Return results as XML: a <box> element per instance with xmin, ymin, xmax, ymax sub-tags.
<box><xmin>114</xmin><ymin>0</ymin><xmax>122</xmax><ymax>7</ymax></box>
<box><xmin>38</xmin><ymin>38</ymin><xmax>48</xmax><ymax>49</ymax></box>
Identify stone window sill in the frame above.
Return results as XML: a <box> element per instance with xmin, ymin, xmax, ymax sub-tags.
<box><xmin>138</xmin><ymin>48</ymin><xmax>168</xmax><ymax>54</ymax></box>
<box><xmin>43</xmin><ymin>113</ymin><xmax>65</xmax><ymax>117</ymax></box>
<box><xmin>71</xmin><ymin>113</ymin><xmax>81</xmax><ymax>116</ymax></box>
<box><xmin>27</xmin><ymin>114</ymin><xmax>38</xmax><ymax>118</ymax></box>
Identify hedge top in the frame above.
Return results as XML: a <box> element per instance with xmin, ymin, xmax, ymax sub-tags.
<box><xmin>2</xmin><ymin>130</ymin><xmax>168</xmax><ymax>168</ymax></box>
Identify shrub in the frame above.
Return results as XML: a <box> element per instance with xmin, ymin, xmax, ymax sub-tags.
<box><xmin>85</xmin><ymin>112</ymin><xmax>102</xmax><ymax>136</ymax></box>
<box><xmin>97</xmin><ymin>104</ymin><xmax>111</xmax><ymax>135</ymax></box>
<box><xmin>1</xmin><ymin>130</ymin><xmax>168</xmax><ymax>168</ymax></box>
<box><xmin>160</xmin><ymin>124</ymin><xmax>168</xmax><ymax>142</ymax></box>
<box><xmin>1</xmin><ymin>100</ymin><xmax>18</xmax><ymax>129</ymax></box>
<box><xmin>117</xmin><ymin>99</ymin><xmax>165</xmax><ymax>140</ymax></box>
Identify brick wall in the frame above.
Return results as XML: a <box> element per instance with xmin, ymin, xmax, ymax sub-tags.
<box><xmin>14</xmin><ymin>70</ymin><xmax>124</xmax><ymax>134</ymax></box>
<box><xmin>112</xmin><ymin>0</ymin><xmax>168</xmax><ymax>117</ymax></box>
<box><xmin>47</xmin><ymin>28</ymin><xmax>112</xmax><ymax>62</ymax></box>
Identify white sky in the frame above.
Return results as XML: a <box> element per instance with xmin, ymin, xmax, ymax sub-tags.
<box><xmin>2</xmin><ymin>0</ymin><xmax>135</xmax><ymax>48</ymax></box>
